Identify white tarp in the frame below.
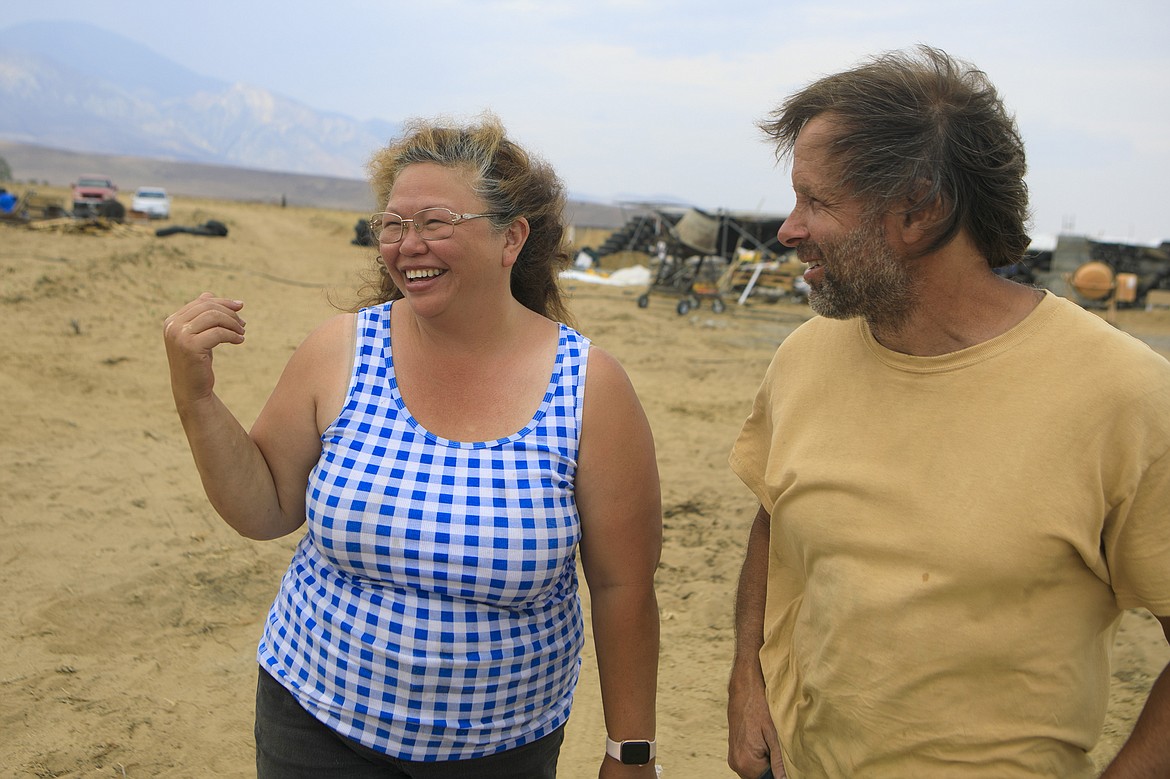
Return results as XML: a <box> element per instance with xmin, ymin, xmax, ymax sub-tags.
<box><xmin>560</xmin><ymin>266</ymin><xmax>652</xmax><ymax>287</ymax></box>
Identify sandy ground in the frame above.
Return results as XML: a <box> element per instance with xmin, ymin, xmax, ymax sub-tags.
<box><xmin>1</xmin><ymin>195</ymin><xmax>1168</xmax><ymax>778</ymax></box>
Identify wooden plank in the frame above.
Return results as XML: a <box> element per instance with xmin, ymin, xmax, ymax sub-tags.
<box><xmin>1145</xmin><ymin>289</ymin><xmax>1170</xmax><ymax>310</ymax></box>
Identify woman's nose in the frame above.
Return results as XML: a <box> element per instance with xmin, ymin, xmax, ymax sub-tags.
<box><xmin>398</xmin><ymin>222</ymin><xmax>427</xmax><ymax>253</ymax></box>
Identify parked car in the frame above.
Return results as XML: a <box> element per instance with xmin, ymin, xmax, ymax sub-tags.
<box><xmin>131</xmin><ymin>186</ymin><xmax>171</xmax><ymax>219</ymax></box>
<box><xmin>71</xmin><ymin>175</ymin><xmax>119</xmax><ymax>217</ymax></box>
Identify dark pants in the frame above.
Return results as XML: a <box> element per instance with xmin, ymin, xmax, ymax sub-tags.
<box><xmin>254</xmin><ymin>667</ymin><xmax>564</xmax><ymax>778</ymax></box>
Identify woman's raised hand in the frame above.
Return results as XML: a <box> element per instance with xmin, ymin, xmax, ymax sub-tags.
<box><xmin>163</xmin><ymin>292</ymin><xmax>246</xmax><ymax>407</ymax></box>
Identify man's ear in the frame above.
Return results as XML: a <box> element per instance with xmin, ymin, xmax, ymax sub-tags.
<box><xmin>501</xmin><ymin>217</ymin><xmax>530</xmax><ymax>268</ymax></box>
<box><xmin>898</xmin><ymin>188</ymin><xmax>947</xmax><ymax>250</ymax></box>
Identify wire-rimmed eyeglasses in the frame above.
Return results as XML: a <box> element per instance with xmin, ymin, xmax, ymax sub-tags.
<box><xmin>369</xmin><ymin>207</ymin><xmax>503</xmax><ymax>244</ymax></box>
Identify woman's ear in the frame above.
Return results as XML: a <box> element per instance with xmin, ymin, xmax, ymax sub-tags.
<box><xmin>501</xmin><ymin>217</ymin><xmax>531</xmax><ymax>268</ymax></box>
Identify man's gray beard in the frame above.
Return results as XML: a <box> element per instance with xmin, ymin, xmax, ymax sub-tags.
<box><xmin>805</xmin><ymin>222</ymin><xmax>918</xmax><ymax>333</ymax></box>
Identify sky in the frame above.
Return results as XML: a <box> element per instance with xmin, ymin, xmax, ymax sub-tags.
<box><xmin>7</xmin><ymin>0</ymin><xmax>1170</xmax><ymax>243</ymax></box>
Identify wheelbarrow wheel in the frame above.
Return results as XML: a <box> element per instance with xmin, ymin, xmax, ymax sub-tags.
<box><xmin>637</xmin><ymin>294</ymin><xmax>650</xmax><ymax>308</ymax></box>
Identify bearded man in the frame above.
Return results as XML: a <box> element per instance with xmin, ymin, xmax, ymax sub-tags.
<box><xmin>726</xmin><ymin>46</ymin><xmax>1170</xmax><ymax>779</ymax></box>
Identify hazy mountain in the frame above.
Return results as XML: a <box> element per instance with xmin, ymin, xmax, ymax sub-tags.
<box><xmin>0</xmin><ymin>20</ymin><xmax>400</xmax><ymax>179</ymax></box>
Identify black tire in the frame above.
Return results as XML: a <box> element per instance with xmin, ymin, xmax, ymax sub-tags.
<box><xmin>637</xmin><ymin>294</ymin><xmax>650</xmax><ymax>308</ymax></box>
<box><xmin>711</xmin><ymin>298</ymin><xmax>726</xmax><ymax>314</ymax></box>
<box><xmin>97</xmin><ymin>200</ymin><xmax>126</xmax><ymax>221</ymax></box>
<box><xmin>203</xmin><ymin>220</ymin><xmax>229</xmax><ymax>236</ymax></box>
<box><xmin>676</xmin><ymin>299</ymin><xmax>691</xmax><ymax>315</ymax></box>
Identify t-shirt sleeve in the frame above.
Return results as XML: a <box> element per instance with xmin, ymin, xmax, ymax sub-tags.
<box><xmin>1107</xmin><ymin>443</ymin><xmax>1170</xmax><ymax>615</ymax></box>
<box><xmin>729</xmin><ymin>350</ymin><xmax>780</xmax><ymax>513</ymax></box>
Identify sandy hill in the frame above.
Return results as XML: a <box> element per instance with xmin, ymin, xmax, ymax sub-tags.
<box><xmin>1</xmin><ymin>192</ymin><xmax>1167</xmax><ymax>777</ymax></box>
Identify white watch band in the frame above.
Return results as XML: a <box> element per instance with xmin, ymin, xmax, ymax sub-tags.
<box><xmin>605</xmin><ymin>736</ymin><xmax>656</xmax><ymax>764</ymax></box>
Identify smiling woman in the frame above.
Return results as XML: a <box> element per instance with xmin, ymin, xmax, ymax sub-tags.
<box><xmin>367</xmin><ymin>162</ymin><xmax>526</xmax><ymax>326</ymax></box>
<box><xmin>162</xmin><ymin>113</ymin><xmax>663</xmax><ymax>778</ymax></box>
<box><xmin>359</xmin><ymin>114</ymin><xmax>574</xmax><ymax>325</ymax></box>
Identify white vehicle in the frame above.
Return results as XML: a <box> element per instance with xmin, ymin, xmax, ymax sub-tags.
<box><xmin>132</xmin><ymin>187</ymin><xmax>171</xmax><ymax>219</ymax></box>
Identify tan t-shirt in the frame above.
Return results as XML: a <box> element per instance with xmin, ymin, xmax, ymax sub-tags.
<box><xmin>730</xmin><ymin>292</ymin><xmax>1170</xmax><ymax>778</ymax></box>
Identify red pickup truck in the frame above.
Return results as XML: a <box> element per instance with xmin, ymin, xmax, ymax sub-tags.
<box><xmin>71</xmin><ymin>175</ymin><xmax>123</xmax><ymax>218</ymax></box>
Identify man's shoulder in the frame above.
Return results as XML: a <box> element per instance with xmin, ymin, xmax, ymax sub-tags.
<box><xmin>783</xmin><ymin>314</ymin><xmax>858</xmax><ymax>345</ymax></box>
<box><xmin>1044</xmin><ymin>294</ymin><xmax>1170</xmax><ymax>371</ymax></box>
<box><xmin>1035</xmin><ymin>296</ymin><xmax>1170</xmax><ymax>424</ymax></box>
<box><xmin>767</xmin><ymin>315</ymin><xmax>862</xmax><ymax>366</ymax></box>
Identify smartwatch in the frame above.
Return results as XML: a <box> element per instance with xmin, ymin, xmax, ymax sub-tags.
<box><xmin>605</xmin><ymin>736</ymin><xmax>656</xmax><ymax>765</ymax></box>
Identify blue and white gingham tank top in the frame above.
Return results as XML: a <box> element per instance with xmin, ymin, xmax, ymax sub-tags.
<box><xmin>257</xmin><ymin>301</ymin><xmax>589</xmax><ymax>761</ymax></box>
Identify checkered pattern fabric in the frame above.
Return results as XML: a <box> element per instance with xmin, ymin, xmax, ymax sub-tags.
<box><xmin>257</xmin><ymin>302</ymin><xmax>589</xmax><ymax>761</ymax></box>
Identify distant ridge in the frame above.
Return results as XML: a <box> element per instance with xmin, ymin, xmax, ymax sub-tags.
<box><xmin>0</xmin><ymin>140</ymin><xmax>639</xmax><ymax>228</ymax></box>
<box><xmin>0</xmin><ymin>139</ymin><xmax>373</xmax><ymax>212</ymax></box>
<box><xmin>0</xmin><ymin>20</ymin><xmax>643</xmax><ymax>229</ymax></box>
<box><xmin>0</xmin><ymin>20</ymin><xmax>400</xmax><ymax>180</ymax></box>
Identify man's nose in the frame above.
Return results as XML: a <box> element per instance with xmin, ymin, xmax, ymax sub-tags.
<box><xmin>776</xmin><ymin>213</ymin><xmax>806</xmax><ymax>248</ymax></box>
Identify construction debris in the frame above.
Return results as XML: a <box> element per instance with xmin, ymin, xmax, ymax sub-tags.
<box><xmin>0</xmin><ymin>189</ymin><xmax>69</xmax><ymax>222</ymax></box>
<box><xmin>17</xmin><ymin>217</ymin><xmax>153</xmax><ymax>236</ymax></box>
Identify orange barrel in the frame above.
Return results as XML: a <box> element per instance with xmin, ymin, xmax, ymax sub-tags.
<box><xmin>1115</xmin><ymin>272</ymin><xmax>1138</xmax><ymax>303</ymax></box>
<box><xmin>1070</xmin><ymin>261</ymin><xmax>1114</xmax><ymax>300</ymax></box>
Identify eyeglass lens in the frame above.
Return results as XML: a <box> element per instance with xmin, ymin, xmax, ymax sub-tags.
<box><xmin>373</xmin><ymin>208</ymin><xmax>457</xmax><ymax>243</ymax></box>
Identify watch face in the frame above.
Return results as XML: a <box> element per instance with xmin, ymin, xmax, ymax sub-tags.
<box><xmin>621</xmin><ymin>741</ymin><xmax>652</xmax><ymax>765</ymax></box>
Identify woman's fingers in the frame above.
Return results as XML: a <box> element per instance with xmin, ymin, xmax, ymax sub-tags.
<box><xmin>165</xmin><ymin>294</ymin><xmax>246</xmax><ymax>349</ymax></box>
<box><xmin>163</xmin><ymin>294</ymin><xmax>247</xmax><ymax>405</ymax></box>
